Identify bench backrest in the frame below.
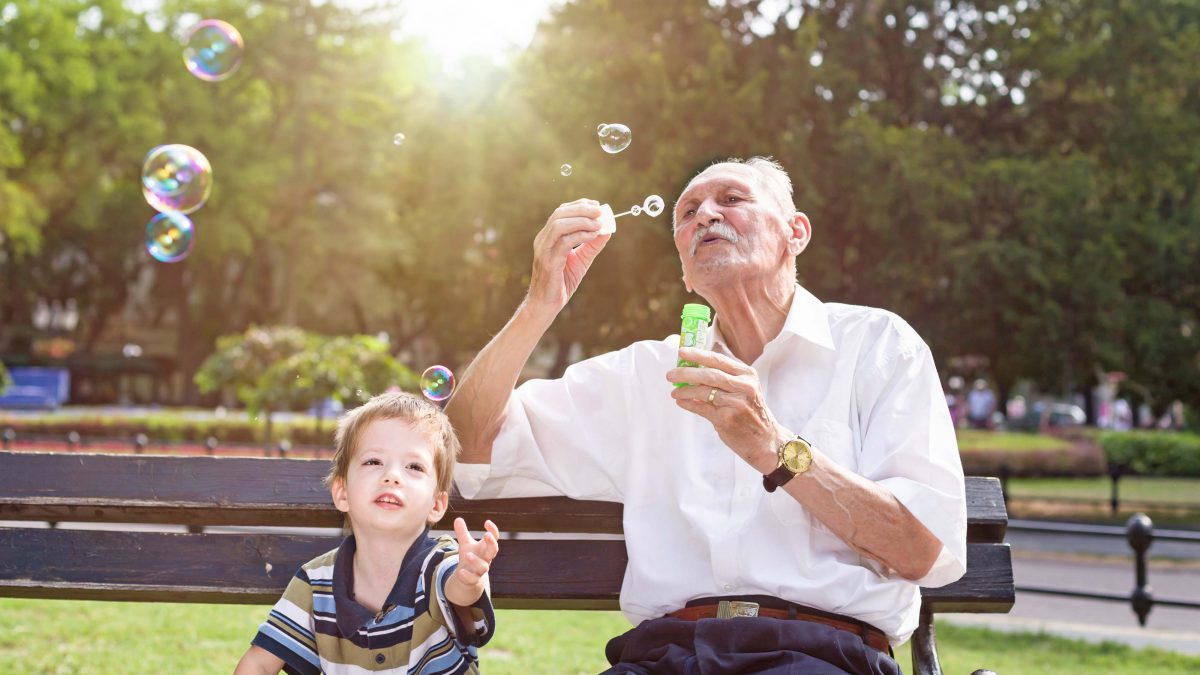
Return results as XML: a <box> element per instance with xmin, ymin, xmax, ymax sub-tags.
<box><xmin>0</xmin><ymin>451</ymin><xmax>1013</xmax><ymax>613</ymax></box>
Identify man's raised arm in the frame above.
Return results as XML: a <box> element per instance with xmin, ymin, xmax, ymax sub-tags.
<box><xmin>445</xmin><ymin>199</ymin><xmax>611</xmax><ymax>463</ymax></box>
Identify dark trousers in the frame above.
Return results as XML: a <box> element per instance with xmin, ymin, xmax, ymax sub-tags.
<box><xmin>602</xmin><ymin>616</ymin><xmax>900</xmax><ymax>675</ymax></box>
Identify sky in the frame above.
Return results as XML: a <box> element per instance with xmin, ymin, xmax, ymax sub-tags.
<box><xmin>397</xmin><ymin>0</ymin><xmax>561</xmax><ymax>68</ymax></box>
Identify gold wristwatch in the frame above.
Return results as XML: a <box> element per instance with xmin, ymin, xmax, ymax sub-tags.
<box><xmin>762</xmin><ymin>435</ymin><xmax>813</xmax><ymax>493</ymax></box>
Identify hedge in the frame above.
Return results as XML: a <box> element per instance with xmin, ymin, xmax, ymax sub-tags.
<box><xmin>0</xmin><ymin>413</ymin><xmax>336</xmax><ymax>447</ymax></box>
<box><xmin>1100</xmin><ymin>431</ymin><xmax>1200</xmax><ymax>477</ymax></box>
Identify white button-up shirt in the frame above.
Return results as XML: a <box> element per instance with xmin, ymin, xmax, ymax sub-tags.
<box><xmin>454</xmin><ymin>285</ymin><xmax>966</xmax><ymax>644</ymax></box>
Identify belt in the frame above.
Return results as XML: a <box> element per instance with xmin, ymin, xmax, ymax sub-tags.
<box><xmin>668</xmin><ymin>598</ymin><xmax>890</xmax><ymax>654</ymax></box>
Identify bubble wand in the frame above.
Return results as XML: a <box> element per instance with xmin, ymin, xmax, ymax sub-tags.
<box><xmin>598</xmin><ymin>195</ymin><xmax>666</xmax><ymax>234</ymax></box>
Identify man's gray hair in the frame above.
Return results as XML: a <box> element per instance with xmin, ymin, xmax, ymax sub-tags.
<box><xmin>673</xmin><ymin>156</ymin><xmax>796</xmax><ymax>231</ymax></box>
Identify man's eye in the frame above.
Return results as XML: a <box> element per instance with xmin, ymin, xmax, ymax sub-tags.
<box><xmin>684</xmin><ymin>208</ymin><xmax>696</xmax><ymax>217</ymax></box>
<box><xmin>725</xmin><ymin>195</ymin><xmax>741</xmax><ymax>203</ymax></box>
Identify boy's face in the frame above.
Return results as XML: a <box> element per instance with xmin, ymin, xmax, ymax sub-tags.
<box><xmin>331</xmin><ymin>418</ymin><xmax>448</xmax><ymax>538</ymax></box>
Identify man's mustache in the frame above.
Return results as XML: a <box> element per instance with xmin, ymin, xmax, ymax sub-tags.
<box><xmin>690</xmin><ymin>222</ymin><xmax>739</xmax><ymax>257</ymax></box>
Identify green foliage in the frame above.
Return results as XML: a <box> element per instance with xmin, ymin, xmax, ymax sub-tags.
<box><xmin>0</xmin><ymin>361</ymin><xmax>9</xmax><ymax>394</ymax></box>
<box><xmin>194</xmin><ymin>325</ymin><xmax>414</xmax><ymax>440</ymax></box>
<box><xmin>1101</xmin><ymin>430</ymin><xmax>1200</xmax><ymax>477</ymax></box>
<box><xmin>1</xmin><ymin>0</ymin><xmax>1198</xmax><ymax>415</ymax></box>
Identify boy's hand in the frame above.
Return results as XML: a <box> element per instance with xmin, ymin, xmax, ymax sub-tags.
<box><xmin>444</xmin><ymin>517</ymin><xmax>500</xmax><ymax>606</ymax></box>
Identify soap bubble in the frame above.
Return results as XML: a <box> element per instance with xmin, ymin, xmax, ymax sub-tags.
<box><xmin>183</xmin><ymin>19</ymin><xmax>244</xmax><ymax>82</ymax></box>
<box><xmin>643</xmin><ymin>195</ymin><xmax>665</xmax><ymax>217</ymax></box>
<box><xmin>598</xmin><ymin>123</ymin><xmax>631</xmax><ymax>153</ymax></box>
<box><xmin>145</xmin><ymin>211</ymin><xmax>195</xmax><ymax>263</ymax></box>
<box><xmin>630</xmin><ymin>205</ymin><xmax>642</xmax><ymax>216</ymax></box>
<box><xmin>420</xmin><ymin>365</ymin><xmax>455</xmax><ymax>402</ymax></box>
<box><xmin>597</xmin><ymin>123</ymin><xmax>608</xmax><ymax>134</ymax></box>
<box><xmin>141</xmin><ymin>144</ymin><xmax>213</xmax><ymax>215</ymax></box>
<box><xmin>560</xmin><ymin>163</ymin><xmax>572</xmax><ymax>177</ymax></box>
<box><xmin>393</xmin><ymin>133</ymin><xmax>405</xmax><ymax>146</ymax></box>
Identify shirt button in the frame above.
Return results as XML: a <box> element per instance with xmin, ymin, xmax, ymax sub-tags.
<box><xmin>375</xmin><ymin>654</ymin><xmax>385</xmax><ymax>664</ymax></box>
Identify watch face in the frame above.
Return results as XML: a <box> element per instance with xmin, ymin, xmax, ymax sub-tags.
<box><xmin>781</xmin><ymin>439</ymin><xmax>812</xmax><ymax>473</ymax></box>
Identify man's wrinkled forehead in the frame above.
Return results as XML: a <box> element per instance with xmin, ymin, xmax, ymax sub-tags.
<box><xmin>676</xmin><ymin>163</ymin><xmax>759</xmax><ymax>210</ymax></box>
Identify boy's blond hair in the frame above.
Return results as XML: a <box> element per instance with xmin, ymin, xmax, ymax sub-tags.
<box><xmin>325</xmin><ymin>391</ymin><xmax>461</xmax><ymax>511</ymax></box>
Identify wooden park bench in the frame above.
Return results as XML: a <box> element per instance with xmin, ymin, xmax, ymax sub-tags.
<box><xmin>0</xmin><ymin>451</ymin><xmax>1012</xmax><ymax>674</ymax></box>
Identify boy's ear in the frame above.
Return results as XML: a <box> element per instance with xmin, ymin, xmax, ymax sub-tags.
<box><xmin>428</xmin><ymin>490</ymin><xmax>449</xmax><ymax>525</ymax></box>
<box><xmin>331</xmin><ymin>477</ymin><xmax>350</xmax><ymax>514</ymax></box>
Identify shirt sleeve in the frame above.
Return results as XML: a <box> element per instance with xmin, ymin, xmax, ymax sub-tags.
<box><xmin>855</xmin><ymin>321</ymin><xmax>968</xmax><ymax>588</ymax></box>
<box><xmin>454</xmin><ymin>345</ymin><xmax>640</xmax><ymax>501</ymax></box>
<box><xmin>250</xmin><ymin>568</ymin><xmax>322</xmax><ymax>675</ymax></box>
<box><xmin>425</xmin><ymin>540</ymin><xmax>497</xmax><ymax>648</ymax></box>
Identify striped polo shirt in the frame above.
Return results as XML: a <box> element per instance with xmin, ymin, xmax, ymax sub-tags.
<box><xmin>252</xmin><ymin>529</ymin><xmax>495</xmax><ymax>674</ymax></box>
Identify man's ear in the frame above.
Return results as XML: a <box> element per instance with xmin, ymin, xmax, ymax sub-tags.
<box><xmin>682</xmin><ymin>270</ymin><xmax>693</xmax><ymax>293</ymax></box>
<box><xmin>428</xmin><ymin>490</ymin><xmax>449</xmax><ymax>525</ymax></box>
<box><xmin>788</xmin><ymin>212</ymin><xmax>812</xmax><ymax>256</ymax></box>
<box><xmin>331</xmin><ymin>477</ymin><xmax>350</xmax><ymax>514</ymax></box>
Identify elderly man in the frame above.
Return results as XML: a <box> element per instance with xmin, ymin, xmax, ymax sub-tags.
<box><xmin>448</xmin><ymin>157</ymin><xmax>965</xmax><ymax>674</ymax></box>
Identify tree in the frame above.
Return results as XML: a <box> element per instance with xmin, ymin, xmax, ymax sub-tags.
<box><xmin>0</xmin><ymin>361</ymin><xmax>10</xmax><ymax>394</ymax></box>
<box><xmin>194</xmin><ymin>325</ymin><xmax>308</xmax><ymax>444</ymax></box>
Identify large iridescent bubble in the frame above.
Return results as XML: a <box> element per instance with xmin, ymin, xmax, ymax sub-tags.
<box><xmin>420</xmin><ymin>365</ymin><xmax>455</xmax><ymax>402</ymax></box>
<box><xmin>183</xmin><ymin>19</ymin><xmax>244</xmax><ymax>82</ymax></box>
<box><xmin>141</xmin><ymin>144</ymin><xmax>213</xmax><ymax>215</ymax></box>
<box><xmin>597</xmin><ymin>123</ymin><xmax>632</xmax><ymax>153</ymax></box>
<box><xmin>145</xmin><ymin>212</ymin><xmax>195</xmax><ymax>263</ymax></box>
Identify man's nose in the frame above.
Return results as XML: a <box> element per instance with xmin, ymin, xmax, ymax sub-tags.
<box><xmin>695</xmin><ymin>199</ymin><xmax>722</xmax><ymax>225</ymax></box>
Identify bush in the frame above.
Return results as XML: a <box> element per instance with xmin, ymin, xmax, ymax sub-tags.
<box><xmin>1100</xmin><ymin>431</ymin><xmax>1200</xmax><ymax>477</ymax></box>
<box><xmin>0</xmin><ymin>413</ymin><xmax>336</xmax><ymax>446</ymax></box>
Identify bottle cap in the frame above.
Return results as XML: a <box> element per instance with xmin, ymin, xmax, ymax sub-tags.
<box><xmin>680</xmin><ymin>303</ymin><xmax>711</xmax><ymax>322</ymax></box>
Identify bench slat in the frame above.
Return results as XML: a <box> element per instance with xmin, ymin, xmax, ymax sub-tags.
<box><xmin>0</xmin><ymin>527</ymin><xmax>1011</xmax><ymax>612</ymax></box>
<box><xmin>0</xmin><ymin>453</ymin><xmax>1006</xmax><ymax>542</ymax></box>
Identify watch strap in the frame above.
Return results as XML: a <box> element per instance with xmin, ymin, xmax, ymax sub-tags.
<box><xmin>762</xmin><ymin>465</ymin><xmax>796</xmax><ymax>493</ymax></box>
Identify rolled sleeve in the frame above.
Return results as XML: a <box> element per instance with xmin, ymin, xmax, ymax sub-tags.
<box><xmin>856</xmin><ymin>324</ymin><xmax>967</xmax><ymax>588</ymax></box>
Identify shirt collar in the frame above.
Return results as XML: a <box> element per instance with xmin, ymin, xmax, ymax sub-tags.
<box><xmin>332</xmin><ymin>527</ymin><xmax>439</xmax><ymax>636</ymax></box>
<box><xmin>710</xmin><ymin>284</ymin><xmax>835</xmax><ymax>354</ymax></box>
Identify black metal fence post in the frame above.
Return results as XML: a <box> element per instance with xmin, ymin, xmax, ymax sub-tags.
<box><xmin>1127</xmin><ymin>512</ymin><xmax>1154</xmax><ymax>626</ymax></box>
<box><xmin>1109</xmin><ymin>463</ymin><xmax>1123</xmax><ymax>515</ymax></box>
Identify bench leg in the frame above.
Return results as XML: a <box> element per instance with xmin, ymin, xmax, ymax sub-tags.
<box><xmin>910</xmin><ymin>602</ymin><xmax>941</xmax><ymax>675</ymax></box>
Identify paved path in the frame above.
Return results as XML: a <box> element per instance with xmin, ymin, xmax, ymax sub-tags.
<box><xmin>944</xmin><ymin>528</ymin><xmax>1200</xmax><ymax>655</ymax></box>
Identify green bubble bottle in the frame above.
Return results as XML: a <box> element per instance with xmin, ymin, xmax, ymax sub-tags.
<box><xmin>674</xmin><ymin>303</ymin><xmax>712</xmax><ymax>388</ymax></box>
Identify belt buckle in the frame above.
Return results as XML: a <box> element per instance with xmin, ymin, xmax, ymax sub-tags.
<box><xmin>716</xmin><ymin>600</ymin><xmax>759</xmax><ymax>619</ymax></box>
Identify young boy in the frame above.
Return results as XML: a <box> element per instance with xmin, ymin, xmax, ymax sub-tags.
<box><xmin>235</xmin><ymin>392</ymin><xmax>500</xmax><ymax>675</ymax></box>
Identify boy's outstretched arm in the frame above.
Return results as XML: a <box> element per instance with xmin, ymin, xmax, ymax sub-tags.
<box><xmin>444</xmin><ymin>517</ymin><xmax>500</xmax><ymax>607</ymax></box>
<box><xmin>233</xmin><ymin>646</ymin><xmax>284</xmax><ymax>675</ymax></box>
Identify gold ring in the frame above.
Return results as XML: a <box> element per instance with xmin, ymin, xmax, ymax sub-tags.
<box><xmin>707</xmin><ymin>387</ymin><xmax>718</xmax><ymax>404</ymax></box>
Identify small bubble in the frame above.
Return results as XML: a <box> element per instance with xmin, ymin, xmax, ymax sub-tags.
<box><xmin>630</xmin><ymin>205</ymin><xmax>642</xmax><ymax>216</ymax></box>
<box><xmin>597</xmin><ymin>122</ymin><xmax>608</xmax><ymax>134</ymax></box>
<box><xmin>643</xmin><ymin>195</ymin><xmax>665</xmax><ymax>217</ymax></box>
<box><xmin>598</xmin><ymin>123</ymin><xmax>631</xmax><ymax>153</ymax></box>
<box><xmin>145</xmin><ymin>211</ymin><xmax>195</xmax><ymax>263</ymax></box>
<box><xmin>393</xmin><ymin>133</ymin><xmax>405</xmax><ymax>146</ymax></box>
<box><xmin>420</xmin><ymin>365</ymin><xmax>455</xmax><ymax>402</ymax></box>
<box><xmin>560</xmin><ymin>163</ymin><xmax>572</xmax><ymax>177</ymax></box>
<box><xmin>183</xmin><ymin>19</ymin><xmax>244</xmax><ymax>82</ymax></box>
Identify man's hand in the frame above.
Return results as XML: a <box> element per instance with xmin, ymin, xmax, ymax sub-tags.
<box><xmin>667</xmin><ymin>347</ymin><xmax>785</xmax><ymax>474</ymax></box>
<box><xmin>527</xmin><ymin>199</ymin><xmax>612</xmax><ymax>314</ymax></box>
<box><xmin>444</xmin><ymin>517</ymin><xmax>500</xmax><ymax>607</ymax></box>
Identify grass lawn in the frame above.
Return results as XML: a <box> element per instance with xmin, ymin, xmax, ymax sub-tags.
<box><xmin>1008</xmin><ymin>476</ymin><xmax>1200</xmax><ymax>504</ymax></box>
<box><xmin>956</xmin><ymin>429</ymin><xmax>1073</xmax><ymax>452</ymax></box>
<box><xmin>3</xmin><ymin>599</ymin><xmax>1199</xmax><ymax>674</ymax></box>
